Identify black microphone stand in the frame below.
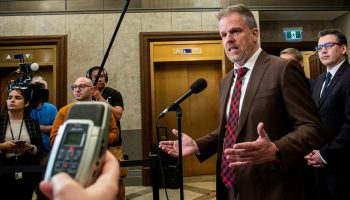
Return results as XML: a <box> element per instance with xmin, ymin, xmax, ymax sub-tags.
<box><xmin>163</xmin><ymin>104</ymin><xmax>184</xmax><ymax>200</ymax></box>
<box><xmin>175</xmin><ymin>106</ymin><xmax>184</xmax><ymax>200</ymax></box>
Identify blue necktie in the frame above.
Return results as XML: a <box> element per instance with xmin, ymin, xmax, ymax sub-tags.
<box><xmin>321</xmin><ymin>72</ymin><xmax>332</xmax><ymax>98</ymax></box>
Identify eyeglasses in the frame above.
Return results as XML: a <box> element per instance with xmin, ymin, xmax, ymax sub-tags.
<box><xmin>71</xmin><ymin>84</ymin><xmax>92</xmax><ymax>90</ymax></box>
<box><xmin>315</xmin><ymin>42</ymin><xmax>341</xmax><ymax>52</ymax></box>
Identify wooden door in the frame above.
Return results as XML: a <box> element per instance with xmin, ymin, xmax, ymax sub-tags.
<box><xmin>0</xmin><ymin>45</ymin><xmax>56</xmax><ymax>112</ymax></box>
<box><xmin>0</xmin><ymin>36</ymin><xmax>67</xmax><ymax>110</ymax></box>
<box><xmin>309</xmin><ymin>53</ymin><xmax>326</xmax><ymax>79</ymax></box>
<box><xmin>141</xmin><ymin>35</ymin><xmax>226</xmax><ymax>185</ymax></box>
<box><xmin>154</xmin><ymin>60</ymin><xmax>221</xmax><ymax>176</ymax></box>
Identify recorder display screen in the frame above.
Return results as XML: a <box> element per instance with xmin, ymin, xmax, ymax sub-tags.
<box><xmin>64</xmin><ymin>130</ymin><xmax>84</xmax><ymax>146</ymax></box>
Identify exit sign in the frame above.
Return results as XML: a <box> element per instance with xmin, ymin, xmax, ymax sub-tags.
<box><xmin>283</xmin><ymin>28</ymin><xmax>303</xmax><ymax>41</ymax></box>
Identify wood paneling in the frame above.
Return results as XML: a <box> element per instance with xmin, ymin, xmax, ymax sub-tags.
<box><xmin>0</xmin><ymin>35</ymin><xmax>67</xmax><ymax>109</ymax></box>
<box><xmin>154</xmin><ymin>61</ymin><xmax>221</xmax><ymax>176</ymax></box>
<box><xmin>309</xmin><ymin>53</ymin><xmax>326</xmax><ymax>79</ymax></box>
<box><xmin>140</xmin><ymin>31</ymin><xmax>227</xmax><ymax>185</ymax></box>
<box><xmin>152</xmin><ymin>41</ymin><xmax>223</xmax><ymax>62</ymax></box>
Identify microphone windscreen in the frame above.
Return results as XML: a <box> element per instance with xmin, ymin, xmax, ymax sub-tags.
<box><xmin>30</xmin><ymin>63</ymin><xmax>39</xmax><ymax>71</ymax></box>
<box><xmin>190</xmin><ymin>78</ymin><xmax>207</xmax><ymax>94</ymax></box>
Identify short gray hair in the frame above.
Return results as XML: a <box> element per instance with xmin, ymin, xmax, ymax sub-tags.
<box><xmin>217</xmin><ymin>4</ymin><xmax>257</xmax><ymax>29</ymax></box>
<box><xmin>280</xmin><ymin>48</ymin><xmax>303</xmax><ymax>62</ymax></box>
<box><xmin>31</xmin><ymin>76</ymin><xmax>48</xmax><ymax>89</ymax></box>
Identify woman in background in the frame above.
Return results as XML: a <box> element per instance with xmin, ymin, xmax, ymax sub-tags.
<box><xmin>0</xmin><ymin>88</ymin><xmax>43</xmax><ymax>200</ymax></box>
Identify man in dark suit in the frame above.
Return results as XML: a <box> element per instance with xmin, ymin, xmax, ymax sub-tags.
<box><xmin>159</xmin><ymin>4</ymin><xmax>323</xmax><ymax>200</ymax></box>
<box><xmin>304</xmin><ymin>29</ymin><xmax>350</xmax><ymax>200</ymax></box>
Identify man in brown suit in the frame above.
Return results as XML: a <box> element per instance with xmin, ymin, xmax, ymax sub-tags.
<box><xmin>159</xmin><ymin>4</ymin><xmax>323</xmax><ymax>200</ymax></box>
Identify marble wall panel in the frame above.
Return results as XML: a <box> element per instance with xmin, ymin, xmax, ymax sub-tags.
<box><xmin>34</xmin><ymin>15</ymin><xmax>66</xmax><ymax>35</ymax></box>
<box><xmin>171</xmin><ymin>12</ymin><xmax>202</xmax><ymax>31</ymax></box>
<box><xmin>66</xmin><ymin>14</ymin><xmax>104</xmax><ymax>101</ymax></box>
<box><xmin>201</xmin><ymin>12</ymin><xmax>219</xmax><ymax>31</ymax></box>
<box><xmin>333</xmin><ymin>12</ymin><xmax>350</xmax><ymax>56</ymax></box>
<box><xmin>104</xmin><ymin>13</ymin><xmax>142</xmax><ymax>129</ymax></box>
<box><xmin>141</xmin><ymin>12</ymin><xmax>172</xmax><ymax>32</ymax></box>
<box><xmin>0</xmin><ymin>16</ymin><xmax>35</xmax><ymax>36</ymax></box>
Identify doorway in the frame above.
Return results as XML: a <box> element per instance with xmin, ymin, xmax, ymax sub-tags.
<box><xmin>140</xmin><ymin>32</ymin><xmax>229</xmax><ymax>185</ymax></box>
<box><xmin>154</xmin><ymin>60</ymin><xmax>221</xmax><ymax>176</ymax></box>
<box><xmin>150</xmin><ymin>40</ymin><xmax>225</xmax><ymax>177</ymax></box>
<box><xmin>262</xmin><ymin>41</ymin><xmax>325</xmax><ymax>79</ymax></box>
<box><xmin>0</xmin><ymin>35</ymin><xmax>67</xmax><ymax>110</ymax></box>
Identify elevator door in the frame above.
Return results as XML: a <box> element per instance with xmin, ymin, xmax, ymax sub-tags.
<box><xmin>154</xmin><ymin>60</ymin><xmax>221</xmax><ymax>176</ymax></box>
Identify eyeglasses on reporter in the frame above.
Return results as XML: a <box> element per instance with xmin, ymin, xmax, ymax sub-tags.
<box><xmin>315</xmin><ymin>42</ymin><xmax>341</xmax><ymax>51</ymax></box>
<box><xmin>71</xmin><ymin>84</ymin><xmax>92</xmax><ymax>90</ymax></box>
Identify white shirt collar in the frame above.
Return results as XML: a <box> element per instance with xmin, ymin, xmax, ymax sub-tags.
<box><xmin>234</xmin><ymin>48</ymin><xmax>262</xmax><ymax>72</ymax></box>
<box><xmin>327</xmin><ymin>59</ymin><xmax>345</xmax><ymax>77</ymax></box>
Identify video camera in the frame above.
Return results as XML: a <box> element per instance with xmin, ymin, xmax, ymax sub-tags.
<box><xmin>8</xmin><ymin>54</ymin><xmax>49</xmax><ymax>103</ymax></box>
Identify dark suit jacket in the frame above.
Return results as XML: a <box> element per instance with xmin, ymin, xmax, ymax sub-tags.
<box><xmin>196</xmin><ymin>51</ymin><xmax>323</xmax><ymax>200</ymax></box>
<box><xmin>312</xmin><ymin>60</ymin><xmax>350</xmax><ymax>199</ymax></box>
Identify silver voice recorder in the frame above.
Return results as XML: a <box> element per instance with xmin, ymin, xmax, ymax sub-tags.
<box><xmin>44</xmin><ymin>101</ymin><xmax>110</xmax><ymax>186</ymax></box>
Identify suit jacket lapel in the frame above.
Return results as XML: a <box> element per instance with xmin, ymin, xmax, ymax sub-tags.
<box><xmin>236</xmin><ymin>51</ymin><xmax>270</xmax><ymax>137</ymax></box>
<box><xmin>313</xmin><ymin>73</ymin><xmax>325</xmax><ymax>107</ymax></box>
<box><xmin>318</xmin><ymin>62</ymin><xmax>347</xmax><ymax>108</ymax></box>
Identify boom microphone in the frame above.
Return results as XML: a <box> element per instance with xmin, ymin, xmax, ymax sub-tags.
<box><xmin>157</xmin><ymin>78</ymin><xmax>207</xmax><ymax>119</ymax></box>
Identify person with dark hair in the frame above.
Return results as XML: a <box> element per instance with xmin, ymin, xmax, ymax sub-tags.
<box><xmin>304</xmin><ymin>29</ymin><xmax>350</xmax><ymax>200</ymax></box>
<box><xmin>159</xmin><ymin>4</ymin><xmax>323</xmax><ymax>200</ymax></box>
<box><xmin>280</xmin><ymin>48</ymin><xmax>316</xmax><ymax>90</ymax></box>
<box><xmin>0</xmin><ymin>88</ymin><xmax>43</xmax><ymax>200</ymax></box>
<box><xmin>86</xmin><ymin>66</ymin><xmax>124</xmax><ymax>146</ymax></box>
<box><xmin>86</xmin><ymin>67</ymin><xmax>126</xmax><ymax>199</ymax></box>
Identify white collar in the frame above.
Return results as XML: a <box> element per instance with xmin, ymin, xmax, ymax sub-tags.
<box><xmin>327</xmin><ymin>59</ymin><xmax>346</xmax><ymax>77</ymax></box>
<box><xmin>234</xmin><ymin>48</ymin><xmax>262</xmax><ymax>72</ymax></box>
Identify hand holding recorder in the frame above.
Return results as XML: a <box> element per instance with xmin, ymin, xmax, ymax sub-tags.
<box><xmin>40</xmin><ymin>151</ymin><xmax>119</xmax><ymax>200</ymax></box>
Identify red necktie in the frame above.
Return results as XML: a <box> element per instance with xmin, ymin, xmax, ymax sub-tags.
<box><xmin>221</xmin><ymin>67</ymin><xmax>248</xmax><ymax>189</ymax></box>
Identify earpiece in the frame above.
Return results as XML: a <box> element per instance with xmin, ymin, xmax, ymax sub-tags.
<box><xmin>86</xmin><ymin>66</ymin><xmax>108</xmax><ymax>82</ymax></box>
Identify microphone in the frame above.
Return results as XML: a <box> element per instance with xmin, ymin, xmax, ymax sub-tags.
<box><xmin>158</xmin><ymin>78</ymin><xmax>207</xmax><ymax>119</ymax></box>
<box><xmin>14</xmin><ymin>62</ymin><xmax>39</xmax><ymax>74</ymax></box>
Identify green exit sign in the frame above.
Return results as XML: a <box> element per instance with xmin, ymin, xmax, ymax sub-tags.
<box><xmin>283</xmin><ymin>28</ymin><xmax>303</xmax><ymax>41</ymax></box>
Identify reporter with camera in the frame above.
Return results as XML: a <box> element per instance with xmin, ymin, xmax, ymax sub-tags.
<box><xmin>0</xmin><ymin>88</ymin><xmax>43</xmax><ymax>199</ymax></box>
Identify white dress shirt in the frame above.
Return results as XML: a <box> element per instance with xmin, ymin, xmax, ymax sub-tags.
<box><xmin>226</xmin><ymin>48</ymin><xmax>262</xmax><ymax>119</ymax></box>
